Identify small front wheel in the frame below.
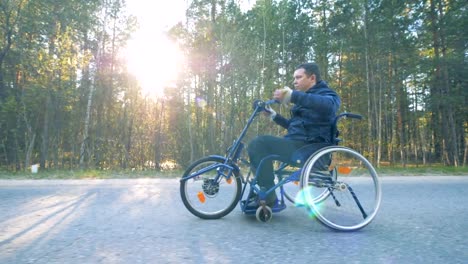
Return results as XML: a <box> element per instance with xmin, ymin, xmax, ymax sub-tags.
<box><xmin>256</xmin><ymin>206</ymin><xmax>273</xmax><ymax>222</ymax></box>
<box><xmin>180</xmin><ymin>156</ymin><xmax>242</xmax><ymax>219</ymax></box>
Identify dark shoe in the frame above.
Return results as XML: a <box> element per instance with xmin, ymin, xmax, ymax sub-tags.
<box><xmin>262</xmin><ymin>187</ymin><xmax>277</xmax><ymax>206</ymax></box>
<box><xmin>245</xmin><ymin>191</ymin><xmax>259</xmax><ymax>208</ymax></box>
<box><xmin>247</xmin><ymin>189</ymin><xmax>277</xmax><ymax>208</ymax></box>
<box><xmin>246</xmin><ymin>199</ymin><xmax>259</xmax><ymax>208</ymax></box>
<box><xmin>266</xmin><ymin>192</ymin><xmax>278</xmax><ymax>207</ymax></box>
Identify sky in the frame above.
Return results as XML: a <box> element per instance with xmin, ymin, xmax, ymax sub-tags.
<box><xmin>128</xmin><ymin>1</ymin><xmax>187</xmax><ymax>29</ymax></box>
<box><xmin>124</xmin><ymin>0</ymin><xmax>256</xmax><ymax>98</ymax></box>
<box><xmin>124</xmin><ymin>1</ymin><xmax>187</xmax><ymax>98</ymax></box>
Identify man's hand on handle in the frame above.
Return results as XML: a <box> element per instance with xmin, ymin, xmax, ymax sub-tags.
<box><xmin>263</xmin><ymin>105</ymin><xmax>276</xmax><ymax>120</ymax></box>
<box><xmin>273</xmin><ymin>87</ymin><xmax>292</xmax><ymax>104</ymax></box>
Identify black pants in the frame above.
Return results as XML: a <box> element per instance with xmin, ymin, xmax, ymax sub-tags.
<box><xmin>248</xmin><ymin>135</ymin><xmax>324</xmax><ymax>189</ymax></box>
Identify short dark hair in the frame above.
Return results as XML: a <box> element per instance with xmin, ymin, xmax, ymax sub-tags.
<box><xmin>296</xmin><ymin>62</ymin><xmax>321</xmax><ymax>81</ymax></box>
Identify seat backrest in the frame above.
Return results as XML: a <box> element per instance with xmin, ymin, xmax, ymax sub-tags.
<box><xmin>330</xmin><ymin>120</ymin><xmax>340</xmax><ymax>145</ymax></box>
<box><xmin>330</xmin><ymin>112</ymin><xmax>363</xmax><ymax>144</ymax></box>
<box><xmin>290</xmin><ymin>112</ymin><xmax>363</xmax><ymax>166</ymax></box>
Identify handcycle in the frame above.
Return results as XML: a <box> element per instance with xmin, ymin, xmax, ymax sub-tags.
<box><xmin>180</xmin><ymin>99</ymin><xmax>382</xmax><ymax>231</ymax></box>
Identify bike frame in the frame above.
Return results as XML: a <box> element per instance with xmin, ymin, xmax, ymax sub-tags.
<box><xmin>179</xmin><ymin>100</ymin><xmax>379</xmax><ymax>227</ymax></box>
<box><xmin>181</xmin><ymin>99</ymin><xmax>364</xmax><ymax>214</ymax></box>
<box><xmin>180</xmin><ymin>100</ymin><xmax>290</xmax><ymax>208</ymax></box>
<box><xmin>225</xmin><ymin>100</ymin><xmax>278</xmax><ymax>163</ymax></box>
<box><xmin>180</xmin><ymin>100</ymin><xmax>276</xmax><ymax>182</ymax></box>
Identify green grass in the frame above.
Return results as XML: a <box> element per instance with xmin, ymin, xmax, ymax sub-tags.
<box><xmin>375</xmin><ymin>165</ymin><xmax>468</xmax><ymax>176</ymax></box>
<box><xmin>0</xmin><ymin>169</ymin><xmax>184</xmax><ymax>180</ymax></box>
<box><xmin>0</xmin><ymin>166</ymin><xmax>467</xmax><ymax>180</ymax></box>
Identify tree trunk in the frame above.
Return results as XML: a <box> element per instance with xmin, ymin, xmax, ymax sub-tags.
<box><xmin>25</xmin><ymin>133</ymin><xmax>36</xmax><ymax>169</ymax></box>
<box><xmin>21</xmin><ymin>93</ymin><xmax>36</xmax><ymax>170</ymax></box>
<box><xmin>437</xmin><ymin>0</ymin><xmax>459</xmax><ymax>166</ymax></box>
<box><xmin>188</xmin><ymin>86</ymin><xmax>194</xmax><ymax>164</ymax></box>
<box><xmin>40</xmin><ymin>92</ymin><xmax>51</xmax><ymax>169</ymax></box>
<box><xmin>154</xmin><ymin>99</ymin><xmax>164</xmax><ymax>170</ymax></box>
<box><xmin>377</xmin><ymin>59</ymin><xmax>383</xmax><ymax>167</ymax></box>
<box><xmin>80</xmin><ymin>79</ymin><xmax>95</xmax><ymax>167</ymax></box>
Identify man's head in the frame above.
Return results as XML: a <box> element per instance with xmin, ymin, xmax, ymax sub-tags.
<box><xmin>293</xmin><ymin>63</ymin><xmax>321</xmax><ymax>91</ymax></box>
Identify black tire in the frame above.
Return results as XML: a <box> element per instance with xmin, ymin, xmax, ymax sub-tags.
<box><xmin>180</xmin><ymin>156</ymin><xmax>242</xmax><ymax>219</ymax></box>
<box><xmin>301</xmin><ymin>146</ymin><xmax>381</xmax><ymax>231</ymax></box>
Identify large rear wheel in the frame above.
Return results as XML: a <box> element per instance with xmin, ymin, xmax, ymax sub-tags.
<box><xmin>300</xmin><ymin>147</ymin><xmax>382</xmax><ymax>231</ymax></box>
<box><xmin>282</xmin><ymin>167</ymin><xmax>336</xmax><ymax>205</ymax></box>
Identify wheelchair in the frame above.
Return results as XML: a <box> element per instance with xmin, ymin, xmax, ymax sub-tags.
<box><xmin>180</xmin><ymin>100</ymin><xmax>381</xmax><ymax>231</ymax></box>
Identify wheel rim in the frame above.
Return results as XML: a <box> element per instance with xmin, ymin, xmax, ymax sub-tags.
<box><xmin>181</xmin><ymin>158</ymin><xmax>240</xmax><ymax>218</ymax></box>
<box><xmin>256</xmin><ymin>206</ymin><xmax>273</xmax><ymax>222</ymax></box>
<box><xmin>283</xmin><ymin>168</ymin><xmax>336</xmax><ymax>205</ymax></box>
<box><xmin>301</xmin><ymin>147</ymin><xmax>382</xmax><ymax>231</ymax></box>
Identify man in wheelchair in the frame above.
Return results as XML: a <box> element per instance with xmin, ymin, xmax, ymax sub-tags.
<box><xmin>247</xmin><ymin>62</ymin><xmax>341</xmax><ymax>207</ymax></box>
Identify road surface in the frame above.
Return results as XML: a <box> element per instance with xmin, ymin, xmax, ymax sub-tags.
<box><xmin>0</xmin><ymin>176</ymin><xmax>467</xmax><ymax>263</ymax></box>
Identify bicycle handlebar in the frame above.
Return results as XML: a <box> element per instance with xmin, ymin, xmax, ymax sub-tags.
<box><xmin>253</xmin><ymin>100</ymin><xmax>363</xmax><ymax>121</ymax></box>
<box><xmin>342</xmin><ymin>113</ymin><xmax>363</xmax><ymax>120</ymax></box>
<box><xmin>264</xmin><ymin>99</ymin><xmax>279</xmax><ymax>105</ymax></box>
<box><xmin>335</xmin><ymin>112</ymin><xmax>363</xmax><ymax>122</ymax></box>
<box><xmin>252</xmin><ymin>99</ymin><xmax>279</xmax><ymax>111</ymax></box>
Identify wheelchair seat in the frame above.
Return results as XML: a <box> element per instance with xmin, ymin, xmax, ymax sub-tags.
<box><xmin>290</xmin><ymin>142</ymin><xmax>332</xmax><ymax>166</ymax></box>
<box><xmin>289</xmin><ymin>112</ymin><xmax>359</xmax><ymax>166</ymax></box>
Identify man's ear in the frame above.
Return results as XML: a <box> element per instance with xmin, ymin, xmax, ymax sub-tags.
<box><xmin>309</xmin><ymin>74</ymin><xmax>316</xmax><ymax>82</ymax></box>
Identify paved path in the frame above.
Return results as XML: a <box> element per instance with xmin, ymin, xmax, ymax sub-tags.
<box><xmin>0</xmin><ymin>176</ymin><xmax>467</xmax><ymax>264</ymax></box>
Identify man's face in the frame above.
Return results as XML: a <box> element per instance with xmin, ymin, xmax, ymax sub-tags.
<box><xmin>293</xmin><ymin>68</ymin><xmax>316</xmax><ymax>91</ymax></box>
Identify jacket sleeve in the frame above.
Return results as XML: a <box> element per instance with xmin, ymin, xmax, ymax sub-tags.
<box><xmin>290</xmin><ymin>90</ymin><xmax>340</xmax><ymax>114</ymax></box>
<box><xmin>272</xmin><ymin>114</ymin><xmax>289</xmax><ymax>129</ymax></box>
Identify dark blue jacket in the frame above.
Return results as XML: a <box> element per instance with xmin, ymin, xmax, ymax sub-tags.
<box><xmin>273</xmin><ymin>80</ymin><xmax>341</xmax><ymax>143</ymax></box>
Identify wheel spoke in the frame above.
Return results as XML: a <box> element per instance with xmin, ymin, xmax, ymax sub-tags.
<box><xmin>180</xmin><ymin>157</ymin><xmax>241</xmax><ymax>219</ymax></box>
<box><xmin>301</xmin><ymin>146</ymin><xmax>381</xmax><ymax>231</ymax></box>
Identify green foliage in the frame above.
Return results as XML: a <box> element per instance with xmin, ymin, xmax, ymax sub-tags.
<box><xmin>0</xmin><ymin>0</ymin><xmax>466</xmax><ymax>173</ymax></box>
<box><xmin>0</xmin><ymin>168</ymin><xmax>184</xmax><ymax>179</ymax></box>
<box><xmin>376</xmin><ymin>165</ymin><xmax>468</xmax><ymax>176</ymax></box>
<box><xmin>0</xmin><ymin>166</ymin><xmax>466</xmax><ymax>180</ymax></box>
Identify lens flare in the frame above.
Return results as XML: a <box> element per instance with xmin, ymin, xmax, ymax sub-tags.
<box><xmin>196</xmin><ymin>97</ymin><xmax>207</xmax><ymax>108</ymax></box>
<box><xmin>295</xmin><ymin>187</ymin><xmax>323</xmax><ymax>219</ymax></box>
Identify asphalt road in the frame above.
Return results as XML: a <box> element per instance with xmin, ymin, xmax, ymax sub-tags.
<box><xmin>0</xmin><ymin>176</ymin><xmax>467</xmax><ymax>264</ymax></box>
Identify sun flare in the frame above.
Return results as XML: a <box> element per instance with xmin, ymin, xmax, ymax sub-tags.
<box><xmin>125</xmin><ymin>30</ymin><xmax>184</xmax><ymax>98</ymax></box>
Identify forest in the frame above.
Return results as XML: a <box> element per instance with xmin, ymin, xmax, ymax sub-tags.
<box><xmin>0</xmin><ymin>0</ymin><xmax>466</xmax><ymax>172</ymax></box>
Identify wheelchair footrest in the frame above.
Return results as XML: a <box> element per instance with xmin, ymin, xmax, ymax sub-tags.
<box><xmin>240</xmin><ymin>200</ymin><xmax>287</xmax><ymax>215</ymax></box>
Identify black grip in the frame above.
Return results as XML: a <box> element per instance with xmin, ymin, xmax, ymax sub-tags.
<box><xmin>252</xmin><ymin>99</ymin><xmax>278</xmax><ymax>111</ymax></box>
<box><xmin>252</xmin><ymin>99</ymin><xmax>263</xmax><ymax>111</ymax></box>
<box><xmin>345</xmin><ymin>113</ymin><xmax>363</xmax><ymax>120</ymax></box>
<box><xmin>264</xmin><ymin>99</ymin><xmax>279</xmax><ymax>105</ymax></box>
